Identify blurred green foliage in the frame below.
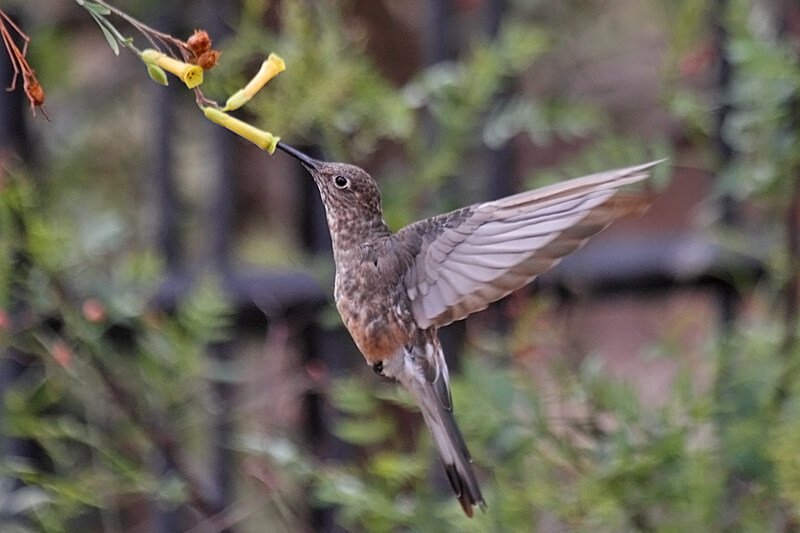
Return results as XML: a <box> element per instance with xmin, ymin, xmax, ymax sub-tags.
<box><xmin>1</xmin><ymin>169</ymin><xmax>231</xmax><ymax>530</ymax></box>
<box><xmin>212</xmin><ymin>1</ymin><xmax>413</xmax><ymax>160</ymax></box>
<box><xmin>2</xmin><ymin>0</ymin><xmax>800</xmax><ymax>531</ymax></box>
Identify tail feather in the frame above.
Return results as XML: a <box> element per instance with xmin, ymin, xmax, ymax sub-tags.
<box><xmin>444</xmin><ymin>464</ymin><xmax>475</xmax><ymax>517</ymax></box>
<box><xmin>391</xmin><ymin>340</ymin><xmax>485</xmax><ymax>516</ymax></box>
<box><xmin>412</xmin><ymin>379</ymin><xmax>486</xmax><ymax>517</ymax></box>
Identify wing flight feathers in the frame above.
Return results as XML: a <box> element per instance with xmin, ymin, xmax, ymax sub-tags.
<box><xmin>401</xmin><ymin>161</ymin><xmax>662</xmax><ymax>328</ymax></box>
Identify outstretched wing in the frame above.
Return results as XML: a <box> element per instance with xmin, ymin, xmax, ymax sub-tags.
<box><xmin>400</xmin><ymin>161</ymin><xmax>661</xmax><ymax>329</ymax></box>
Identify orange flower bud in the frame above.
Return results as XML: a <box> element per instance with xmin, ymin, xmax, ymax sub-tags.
<box><xmin>25</xmin><ymin>79</ymin><xmax>45</xmax><ymax>107</ymax></box>
<box><xmin>187</xmin><ymin>29</ymin><xmax>212</xmax><ymax>56</ymax></box>
<box><xmin>196</xmin><ymin>50</ymin><xmax>221</xmax><ymax>70</ymax></box>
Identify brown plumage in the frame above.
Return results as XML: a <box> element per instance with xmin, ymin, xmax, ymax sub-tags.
<box><xmin>277</xmin><ymin>142</ymin><xmax>661</xmax><ymax>516</ymax></box>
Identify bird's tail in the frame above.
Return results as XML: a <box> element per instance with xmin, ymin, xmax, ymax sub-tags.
<box><xmin>406</xmin><ymin>376</ymin><xmax>486</xmax><ymax>517</ymax></box>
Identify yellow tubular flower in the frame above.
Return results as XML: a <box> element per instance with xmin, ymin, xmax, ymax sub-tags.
<box><xmin>202</xmin><ymin>107</ymin><xmax>280</xmax><ymax>154</ymax></box>
<box><xmin>222</xmin><ymin>53</ymin><xmax>286</xmax><ymax>111</ymax></box>
<box><xmin>141</xmin><ymin>49</ymin><xmax>203</xmax><ymax>89</ymax></box>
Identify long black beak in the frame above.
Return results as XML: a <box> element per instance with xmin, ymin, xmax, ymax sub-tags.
<box><xmin>276</xmin><ymin>142</ymin><xmax>320</xmax><ymax>171</ymax></box>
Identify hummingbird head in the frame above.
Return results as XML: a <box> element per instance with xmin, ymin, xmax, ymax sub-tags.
<box><xmin>277</xmin><ymin>142</ymin><xmax>384</xmax><ymax>223</ymax></box>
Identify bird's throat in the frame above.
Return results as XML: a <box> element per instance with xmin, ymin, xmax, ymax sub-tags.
<box><xmin>325</xmin><ymin>212</ymin><xmax>391</xmax><ymax>258</ymax></box>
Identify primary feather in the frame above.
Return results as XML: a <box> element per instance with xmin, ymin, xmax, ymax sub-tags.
<box><xmin>400</xmin><ymin>161</ymin><xmax>660</xmax><ymax>329</ymax></box>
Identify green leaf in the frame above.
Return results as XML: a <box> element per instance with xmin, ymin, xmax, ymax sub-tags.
<box><xmin>369</xmin><ymin>452</ymin><xmax>426</xmax><ymax>486</ymax></box>
<box><xmin>330</xmin><ymin>377</ymin><xmax>378</xmax><ymax>415</ymax></box>
<box><xmin>90</xmin><ymin>13</ymin><xmax>119</xmax><ymax>56</ymax></box>
<box><xmin>333</xmin><ymin>416</ymin><xmax>394</xmax><ymax>446</ymax></box>
<box><xmin>82</xmin><ymin>1</ymin><xmax>112</xmax><ymax>16</ymax></box>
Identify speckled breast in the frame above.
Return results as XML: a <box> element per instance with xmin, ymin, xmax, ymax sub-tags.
<box><xmin>334</xmin><ymin>264</ymin><xmax>413</xmax><ymax>364</ymax></box>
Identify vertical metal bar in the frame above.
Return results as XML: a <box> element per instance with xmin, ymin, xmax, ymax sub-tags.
<box><xmin>711</xmin><ymin>0</ymin><xmax>737</xmax><ymax>229</ymax></box>
<box><xmin>151</xmin><ymin>81</ymin><xmax>183</xmax><ymax>272</ymax></box>
<box><xmin>208</xmin><ymin>127</ymin><xmax>236</xmax><ymax>274</ymax></box>
<box><xmin>483</xmin><ymin>0</ymin><xmax>515</xmax><ymax>202</ymax></box>
<box><xmin>709</xmin><ymin>0</ymin><xmax>745</xmax><ymax>528</ymax></box>
<box><xmin>297</xmin><ymin>144</ymin><xmax>348</xmax><ymax>532</ymax></box>
<box><xmin>772</xmin><ymin>0</ymin><xmax>800</xmax><ymax>414</ymax></box>
<box><xmin>300</xmin><ymin>145</ymin><xmax>333</xmax><ymax>254</ymax></box>
<box><xmin>203</xmin><ymin>4</ymin><xmax>237</xmax><ymax>276</ymax></box>
<box><xmin>143</xmin><ymin>7</ymin><xmax>193</xmax><ymax>528</ymax></box>
<box><xmin>206</xmin><ymin>108</ymin><xmax>237</xmax><ymax>522</ymax></box>
<box><xmin>710</xmin><ymin>0</ymin><xmax>737</xmax><ymax>386</ymax></box>
<box><xmin>203</xmin><ymin>4</ymin><xmax>237</xmax><ymax>528</ymax></box>
<box><xmin>0</xmin><ymin>10</ymin><xmax>41</xmax><ymax>528</ymax></box>
<box><xmin>208</xmin><ymin>341</ymin><xmax>235</xmax><ymax>528</ymax></box>
<box><xmin>198</xmin><ymin>13</ymin><xmax>236</xmax><ymax>533</ymax></box>
<box><xmin>420</xmin><ymin>0</ymin><xmax>470</xmax><ymax>373</ymax></box>
<box><xmin>0</xmin><ymin>13</ymin><xmax>29</xmax><ymax>160</ymax></box>
<box><xmin>423</xmin><ymin>0</ymin><xmax>457</xmax><ymax>64</ymax></box>
<box><xmin>710</xmin><ymin>0</ymin><xmax>737</xmax><ymax>371</ymax></box>
<box><xmin>421</xmin><ymin>0</ymin><xmax>457</xmax><ymax>167</ymax></box>
<box><xmin>141</xmin><ymin>9</ymin><xmax>201</xmax><ymax>531</ymax></box>
<box><xmin>300</xmin><ymin>325</ymin><xmax>351</xmax><ymax>533</ymax></box>
<box><xmin>477</xmin><ymin>0</ymin><xmax>517</xmax><ymax>342</ymax></box>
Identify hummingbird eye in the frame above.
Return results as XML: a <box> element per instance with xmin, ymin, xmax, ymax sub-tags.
<box><xmin>333</xmin><ymin>175</ymin><xmax>349</xmax><ymax>189</ymax></box>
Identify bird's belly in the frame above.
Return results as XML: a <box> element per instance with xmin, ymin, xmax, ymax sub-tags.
<box><xmin>335</xmin><ymin>280</ymin><xmax>409</xmax><ymax>363</ymax></box>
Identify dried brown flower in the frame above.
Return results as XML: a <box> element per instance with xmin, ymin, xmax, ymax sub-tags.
<box><xmin>186</xmin><ymin>29</ymin><xmax>211</xmax><ymax>56</ymax></box>
<box><xmin>195</xmin><ymin>49</ymin><xmax>221</xmax><ymax>70</ymax></box>
<box><xmin>24</xmin><ymin>77</ymin><xmax>44</xmax><ymax>106</ymax></box>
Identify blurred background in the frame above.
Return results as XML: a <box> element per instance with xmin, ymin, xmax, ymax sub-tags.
<box><xmin>1</xmin><ymin>0</ymin><xmax>799</xmax><ymax>531</ymax></box>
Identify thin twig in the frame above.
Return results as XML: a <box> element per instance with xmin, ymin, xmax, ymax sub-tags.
<box><xmin>87</xmin><ymin>353</ymin><xmax>223</xmax><ymax>519</ymax></box>
<box><xmin>78</xmin><ymin>0</ymin><xmax>217</xmax><ymax>108</ymax></box>
<box><xmin>0</xmin><ymin>22</ymin><xmax>22</xmax><ymax>90</ymax></box>
<box><xmin>41</xmin><ymin>276</ymin><xmax>222</xmax><ymax>519</ymax></box>
<box><xmin>91</xmin><ymin>0</ymin><xmax>191</xmax><ymax>59</ymax></box>
<box><xmin>184</xmin><ymin>495</ymin><xmax>263</xmax><ymax>533</ymax></box>
<box><xmin>0</xmin><ymin>9</ymin><xmax>30</xmax><ymax>57</ymax></box>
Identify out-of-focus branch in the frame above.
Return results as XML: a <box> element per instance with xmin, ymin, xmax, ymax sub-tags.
<box><xmin>87</xmin><ymin>352</ymin><xmax>223</xmax><ymax>521</ymax></box>
<box><xmin>90</xmin><ymin>0</ymin><xmax>190</xmax><ymax>57</ymax></box>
